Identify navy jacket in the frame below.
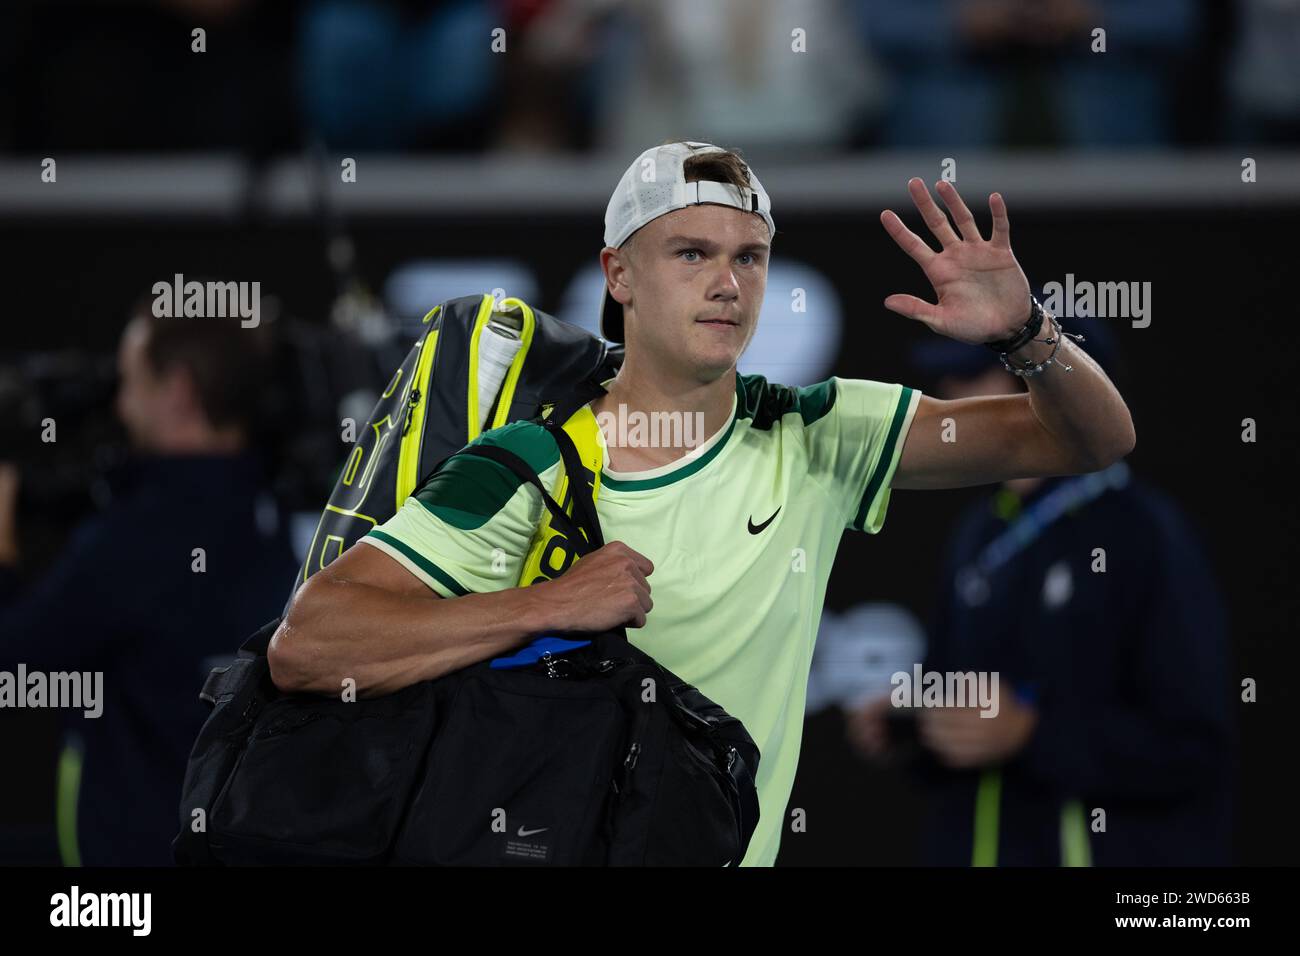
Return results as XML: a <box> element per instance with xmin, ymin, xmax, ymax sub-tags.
<box><xmin>0</xmin><ymin>453</ymin><xmax>298</xmax><ymax>866</ymax></box>
<box><xmin>915</xmin><ymin>470</ymin><xmax>1233</xmax><ymax>866</ymax></box>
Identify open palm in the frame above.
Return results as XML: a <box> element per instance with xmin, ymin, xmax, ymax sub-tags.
<box><xmin>881</xmin><ymin>178</ymin><xmax>1032</xmax><ymax>345</ymax></box>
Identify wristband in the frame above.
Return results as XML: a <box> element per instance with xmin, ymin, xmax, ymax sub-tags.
<box><xmin>983</xmin><ymin>294</ymin><xmax>1044</xmax><ymax>354</ymax></box>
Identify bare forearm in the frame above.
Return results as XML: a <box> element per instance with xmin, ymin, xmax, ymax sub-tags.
<box><xmin>1014</xmin><ymin>333</ymin><xmax>1136</xmax><ymax>469</ymax></box>
<box><xmin>271</xmin><ymin>578</ymin><xmax>553</xmax><ymax>697</ymax></box>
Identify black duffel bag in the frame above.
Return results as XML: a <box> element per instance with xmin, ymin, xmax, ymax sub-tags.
<box><xmin>174</xmin><ymin>414</ymin><xmax>761</xmax><ymax>866</ymax></box>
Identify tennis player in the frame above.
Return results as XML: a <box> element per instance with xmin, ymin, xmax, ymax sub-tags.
<box><xmin>270</xmin><ymin>141</ymin><xmax>1136</xmax><ymax>867</ymax></box>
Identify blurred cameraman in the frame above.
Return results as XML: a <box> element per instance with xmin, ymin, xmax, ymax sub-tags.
<box><xmin>0</xmin><ymin>301</ymin><xmax>297</xmax><ymax>866</ymax></box>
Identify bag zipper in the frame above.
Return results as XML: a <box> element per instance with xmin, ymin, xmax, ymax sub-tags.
<box><xmin>535</xmin><ymin>652</ymin><xmax>629</xmax><ymax>680</ymax></box>
<box><xmin>402</xmin><ymin>387</ymin><xmax>421</xmax><ymax>437</ymax></box>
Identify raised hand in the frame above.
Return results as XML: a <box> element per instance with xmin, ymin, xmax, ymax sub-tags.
<box><xmin>880</xmin><ymin>178</ymin><xmax>1033</xmax><ymax>345</ymax></box>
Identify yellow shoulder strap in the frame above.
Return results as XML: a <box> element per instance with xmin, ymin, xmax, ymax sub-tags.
<box><xmin>517</xmin><ymin>402</ymin><xmax>604</xmax><ymax>589</ymax></box>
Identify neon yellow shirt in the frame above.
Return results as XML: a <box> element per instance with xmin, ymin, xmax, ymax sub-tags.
<box><xmin>363</xmin><ymin>370</ymin><xmax>921</xmax><ymax>866</ymax></box>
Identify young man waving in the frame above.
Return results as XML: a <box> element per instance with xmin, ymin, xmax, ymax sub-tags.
<box><xmin>270</xmin><ymin>141</ymin><xmax>1135</xmax><ymax>867</ymax></box>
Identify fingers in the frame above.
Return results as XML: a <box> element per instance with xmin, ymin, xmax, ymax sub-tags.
<box><xmin>908</xmin><ymin>177</ymin><xmax>960</xmax><ymax>248</ymax></box>
<box><xmin>882</xmin><ymin>293</ymin><xmax>938</xmax><ymax>324</ymax></box>
<box><xmin>935</xmin><ymin>180</ymin><xmax>981</xmax><ymax>242</ymax></box>
<box><xmin>630</xmin><ymin>549</ymin><xmax>654</xmax><ymax>577</ymax></box>
<box><xmin>846</xmin><ymin>699</ymin><xmax>897</xmax><ymax>759</ymax></box>
<box><xmin>619</xmin><ymin>554</ymin><xmax>652</xmax><ymax>599</ymax></box>
<box><xmin>989</xmin><ymin>192</ymin><xmax>1011</xmax><ymax>248</ymax></box>
<box><xmin>608</xmin><ymin>540</ymin><xmax>654</xmax><ymax>576</ymax></box>
<box><xmin>625</xmin><ymin>580</ymin><xmax>652</xmax><ymax>626</ymax></box>
<box><xmin>612</xmin><ymin>542</ymin><xmax>653</xmax><ymax>627</ymax></box>
<box><xmin>918</xmin><ymin>709</ymin><xmax>992</xmax><ymax>765</ymax></box>
<box><xmin>879</xmin><ymin>209</ymin><xmax>936</xmax><ymax>267</ymax></box>
<box><xmin>617</xmin><ymin>556</ymin><xmax>651</xmax><ymax>605</ymax></box>
<box><xmin>628</xmin><ymin>573</ymin><xmax>652</xmax><ymax>607</ymax></box>
<box><xmin>885</xmin><ymin>180</ymin><xmax>1009</xmax><ymax>253</ymax></box>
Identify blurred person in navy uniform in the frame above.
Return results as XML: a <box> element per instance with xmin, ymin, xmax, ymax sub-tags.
<box><xmin>846</xmin><ymin>316</ymin><xmax>1233</xmax><ymax>865</ymax></box>
<box><xmin>0</xmin><ymin>303</ymin><xmax>298</xmax><ymax>866</ymax></box>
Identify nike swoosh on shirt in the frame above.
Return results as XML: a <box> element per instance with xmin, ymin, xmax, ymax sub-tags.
<box><xmin>747</xmin><ymin>507</ymin><xmax>780</xmax><ymax>534</ymax></box>
<box><xmin>517</xmin><ymin>826</ymin><xmax>549</xmax><ymax>837</ymax></box>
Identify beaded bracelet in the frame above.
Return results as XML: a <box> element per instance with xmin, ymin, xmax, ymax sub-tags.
<box><xmin>998</xmin><ymin>312</ymin><xmax>1087</xmax><ymax>378</ymax></box>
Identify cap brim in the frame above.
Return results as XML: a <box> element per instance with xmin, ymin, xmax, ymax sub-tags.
<box><xmin>600</xmin><ymin>287</ymin><xmax>624</xmax><ymax>343</ymax></box>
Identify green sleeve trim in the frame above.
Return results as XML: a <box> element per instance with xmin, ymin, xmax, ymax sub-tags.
<box><xmin>853</xmin><ymin>385</ymin><xmax>916</xmax><ymax>532</ymax></box>
<box><xmin>365</xmin><ymin>530</ymin><xmax>469</xmax><ymax>597</ymax></box>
